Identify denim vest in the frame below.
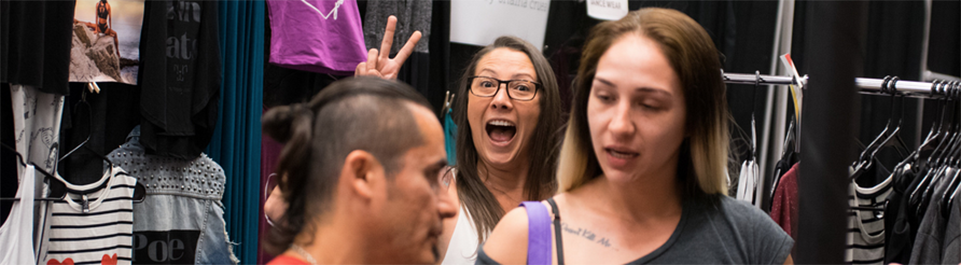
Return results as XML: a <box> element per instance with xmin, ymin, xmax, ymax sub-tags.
<box><xmin>107</xmin><ymin>126</ymin><xmax>239</xmax><ymax>264</ymax></box>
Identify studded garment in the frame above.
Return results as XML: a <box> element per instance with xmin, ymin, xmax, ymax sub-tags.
<box><xmin>105</xmin><ymin>126</ymin><xmax>238</xmax><ymax>264</ymax></box>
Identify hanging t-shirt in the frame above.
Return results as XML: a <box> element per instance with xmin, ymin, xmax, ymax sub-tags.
<box><xmin>363</xmin><ymin>0</ymin><xmax>431</xmax><ymax>54</ymax></box>
<box><xmin>845</xmin><ymin>167</ymin><xmax>894</xmax><ymax>265</ymax></box>
<box><xmin>770</xmin><ymin>163</ymin><xmax>798</xmax><ymax>239</ymax></box>
<box><xmin>942</xmin><ymin>191</ymin><xmax>960</xmax><ymax>264</ymax></box>
<box><xmin>9</xmin><ymin>83</ymin><xmax>65</xmax><ymax>254</ymax></box>
<box><xmin>38</xmin><ymin>167</ymin><xmax>137</xmax><ymax>265</ymax></box>
<box><xmin>363</xmin><ymin>0</ymin><xmax>433</xmax><ymax>98</ymax></box>
<box><xmin>909</xmin><ymin>167</ymin><xmax>958</xmax><ymax>264</ymax></box>
<box><xmin>0</xmin><ymin>1</ymin><xmax>75</xmax><ymax>95</ymax></box>
<box><xmin>0</xmin><ymin>164</ymin><xmax>36</xmax><ymax>265</ymax></box>
<box><xmin>138</xmin><ymin>0</ymin><xmax>221</xmax><ymax>159</ymax></box>
<box><xmin>883</xmin><ymin>162</ymin><xmax>914</xmax><ymax>264</ymax></box>
<box><xmin>267</xmin><ymin>0</ymin><xmax>367</xmax><ymax>75</ymax></box>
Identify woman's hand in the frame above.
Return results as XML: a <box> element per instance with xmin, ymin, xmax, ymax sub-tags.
<box><xmin>355</xmin><ymin>15</ymin><xmax>421</xmax><ymax>79</ymax></box>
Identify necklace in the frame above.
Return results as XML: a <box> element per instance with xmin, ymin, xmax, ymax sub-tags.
<box><xmin>290</xmin><ymin>244</ymin><xmax>318</xmax><ymax>265</ymax></box>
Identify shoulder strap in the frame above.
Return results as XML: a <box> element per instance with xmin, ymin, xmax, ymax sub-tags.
<box><xmin>519</xmin><ymin>201</ymin><xmax>552</xmax><ymax>265</ymax></box>
<box><xmin>546</xmin><ymin>198</ymin><xmax>564</xmax><ymax>265</ymax></box>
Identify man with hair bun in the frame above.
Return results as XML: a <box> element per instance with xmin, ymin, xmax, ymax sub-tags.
<box><xmin>262</xmin><ymin>77</ymin><xmax>457</xmax><ymax>264</ymax></box>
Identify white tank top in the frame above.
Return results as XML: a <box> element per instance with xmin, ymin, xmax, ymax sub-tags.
<box><xmin>442</xmin><ymin>205</ymin><xmax>481</xmax><ymax>265</ymax></box>
<box><xmin>0</xmin><ymin>164</ymin><xmax>37</xmax><ymax>264</ymax></box>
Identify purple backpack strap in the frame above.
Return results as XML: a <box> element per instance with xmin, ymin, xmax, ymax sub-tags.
<box><xmin>519</xmin><ymin>201</ymin><xmax>552</xmax><ymax>265</ymax></box>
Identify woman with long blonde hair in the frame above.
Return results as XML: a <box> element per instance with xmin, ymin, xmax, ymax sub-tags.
<box><xmin>481</xmin><ymin>8</ymin><xmax>793</xmax><ymax>264</ymax></box>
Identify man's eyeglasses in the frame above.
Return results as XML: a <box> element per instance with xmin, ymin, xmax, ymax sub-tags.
<box><xmin>468</xmin><ymin>76</ymin><xmax>541</xmax><ymax>101</ymax></box>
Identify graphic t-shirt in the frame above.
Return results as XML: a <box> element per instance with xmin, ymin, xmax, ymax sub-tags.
<box><xmin>138</xmin><ymin>0</ymin><xmax>220</xmax><ymax>159</ymax></box>
<box><xmin>38</xmin><ymin>167</ymin><xmax>137</xmax><ymax>265</ymax></box>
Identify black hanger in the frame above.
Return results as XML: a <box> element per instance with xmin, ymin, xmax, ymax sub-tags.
<box><xmin>865</xmin><ymin>77</ymin><xmax>908</xmax><ymax>164</ymax></box>
<box><xmin>907</xmin><ymin>81</ymin><xmax>954</xmax><ymax>200</ymax></box>
<box><xmin>855</xmin><ymin>76</ymin><xmax>894</xmax><ymax>170</ymax></box>
<box><xmin>940</xmin><ymin>82</ymin><xmax>961</xmax><ymax>216</ymax></box>
<box><xmin>55</xmin><ymin>88</ymin><xmax>146</xmax><ymax>204</ymax></box>
<box><xmin>915</xmin><ymin>80</ymin><xmax>947</xmax><ymax>157</ymax></box>
<box><xmin>909</xmin><ymin>81</ymin><xmax>958</xmax><ymax>216</ymax></box>
<box><xmin>853</xmin><ymin>76</ymin><xmax>898</xmax><ymax>175</ymax></box>
<box><xmin>0</xmin><ymin>143</ymin><xmax>67</xmax><ymax>202</ymax></box>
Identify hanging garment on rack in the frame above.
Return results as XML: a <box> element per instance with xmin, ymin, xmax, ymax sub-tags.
<box><xmin>107</xmin><ymin>126</ymin><xmax>238</xmax><ymax>264</ymax></box>
<box><xmin>58</xmin><ymin>83</ymin><xmax>141</xmax><ymax>185</ymax></box>
<box><xmin>37</xmin><ymin>166</ymin><xmax>136</xmax><ymax>265</ymax></box>
<box><xmin>10</xmin><ymin>83</ymin><xmax>65</xmax><ymax>255</ymax></box>
<box><xmin>883</xmin><ymin>163</ymin><xmax>915</xmax><ymax>264</ymax></box>
<box><xmin>770</xmin><ymin>163</ymin><xmax>799</xmax><ymax>239</ymax></box>
<box><xmin>10</xmin><ymin>84</ymin><xmax>65</xmax><ymax>176</ymax></box>
<box><xmin>845</xmin><ymin>165</ymin><xmax>894</xmax><ymax>265</ymax></box>
<box><xmin>0</xmin><ymin>1</ymin><xmax>74</xmax><ymax>95</ymax></box>
<box><xmin>363</xmin><ymin>0</ymin><xmax>433</xmax><ymax>96</ymax></box>
<box><xmin>909</xmin><ymin>167</ymin><xmax>958</xmax><ymax>264</ymax></box>
<box><xmin>942</xmin><ymin>192</ymin><xmax>960</xmax><ymax>264</ymax></box>
<box><xmin>736</xmin><ymin>159</ymin><xmax>758</xmax><ymax>205</ymax></box>
<box><xmin>138</xmin><ymin>0</ymin><xmax>220</xmax><ymax>159</ymax></box>
<box><xmin>0</xmin><ymin>164</ymin><xmax>36</xmax><ymax>265</ymax></box>
<box><xmin>267</xmin><ymin>0</ymin><xmax>367</xmax><ymax>75</ymax></box>
<box><xmin>363</xmin><ymin>0</ymin><xmax>431</xmax><ymax>55</ymax></box>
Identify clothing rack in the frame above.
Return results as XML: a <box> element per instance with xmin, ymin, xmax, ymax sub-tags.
<box><xmin>723</xmin><ymin>72</ymin><xmax>959</xmax><ymax>98</ymax></box>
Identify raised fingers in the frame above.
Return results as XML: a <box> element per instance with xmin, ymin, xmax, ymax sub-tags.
<box><xmin>379</xmin><ymin>15</ymin><xmax>398</xmax><ymax>62</ymax></box>
<box><xmin>392</xmin><ymin>31</ymin><xmax>421</xmax><ymax>67</ymax></box>
<box><xmin>355</xmin><ymin>62</ymin><xmax>367</xmax><ymax>76</ymax></box>
<box><xmin>366</xmin><ymin>48</ymin><xmax>379</xmax><ymax>71</ymax></box>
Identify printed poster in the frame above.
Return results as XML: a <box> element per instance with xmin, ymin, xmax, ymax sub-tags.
<box><xmin>70</xmin><ymin>0</ymin><xmax>144</xmax><ymax>84</ymax></box>
<box><xmin>450</xmin><ymin>0</ymin><xmax>551</xmax><ymax>50</ymax></box>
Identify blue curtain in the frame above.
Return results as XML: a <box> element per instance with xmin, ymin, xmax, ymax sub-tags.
<box><xmin>206</xmin><ymin>1</ymin><xmax>265</xmax><ymax>264</ymax></box>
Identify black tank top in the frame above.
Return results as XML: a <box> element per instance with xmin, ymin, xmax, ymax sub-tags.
<box><xmin>97</xmin><ymin>3</ymin><xmax>108</xmax><ymax>19</ymax></box>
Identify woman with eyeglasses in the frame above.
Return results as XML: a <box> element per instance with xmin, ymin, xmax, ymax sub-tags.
<box><xmin>358</xmin><ymin>20</ymin><xmax>564</xmax><ymax>262</ymax></box>
<box><xmin>480</xmin><ymin>8</ymin><xmax>793</xmax><ymax>264</ymax></box>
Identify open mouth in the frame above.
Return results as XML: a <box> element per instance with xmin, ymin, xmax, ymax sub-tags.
<box><xmin>486</xmin><ymin>120</ymin><xmax>516</xmax><ymax>144</ymax></box>
<box><xmin>606</xmin><ymin>148</ymin><xmax>639</xmax><ymax>159</ymax></box>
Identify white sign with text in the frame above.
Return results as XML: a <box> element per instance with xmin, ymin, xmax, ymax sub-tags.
<box><xmin>587</xmin><ymin>0</ymin><xmax>628</xmax><ymax>21</ymax></box>
<box><xmin>450</xmin><ymin>0</ymin><xmax>551</xmax><ymax>50</ymax></box>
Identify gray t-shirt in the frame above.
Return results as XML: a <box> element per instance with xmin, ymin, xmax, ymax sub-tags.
<box><xmin>909</xmin><ymin>167</ymin><xmax>956</xmax><ymax>264</ymax></box>
<box><xmin>477</xmin><ymin>194</ymin><xmax>794</xmax><ymax>264</ymax></box>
